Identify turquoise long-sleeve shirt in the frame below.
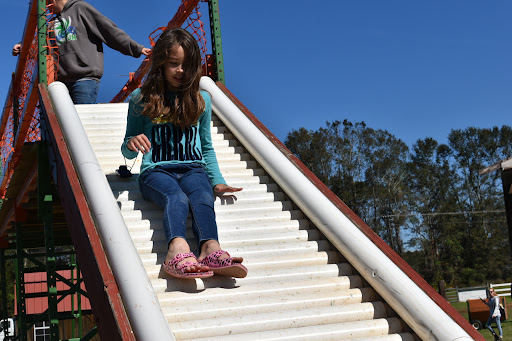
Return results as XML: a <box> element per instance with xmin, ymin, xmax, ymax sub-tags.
<box><xmin>121</xmin><ymin>88</ymin><xmax>227</xmax><ymax>187</ymax></box>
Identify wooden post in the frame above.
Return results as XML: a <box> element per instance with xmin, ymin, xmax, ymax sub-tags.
<box><xmin>438</xmin><ymin>280</ymin><xmax>446</xmax><ymax>299</ymax></box>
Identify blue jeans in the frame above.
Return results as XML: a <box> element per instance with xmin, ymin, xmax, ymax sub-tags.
<box><xmin>138</xmin><ymin>163</ymin><xmax>218</xmax><ymax>250</ymax></box>
<box><xmin>486</xmin><ymin>314</ymin><xmax>503</xmax><ymax>336</ymax></box>
<box><xmin>63</xmin><ymin>79</ymin><xmax>100</xmax><ymax>104</ymax></box>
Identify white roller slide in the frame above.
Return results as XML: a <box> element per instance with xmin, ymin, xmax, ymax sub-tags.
<box><xmin>65</xmin><ymin>77</ymin><xmax>472</xmax><ymax>340</ymax></box>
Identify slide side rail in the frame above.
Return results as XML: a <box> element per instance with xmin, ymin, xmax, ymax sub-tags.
<box><xmin>200</xmin><ymin>76</ymin><xmax>481</xmax><ymax>341</ymax></box>
<box><xmin>46</xmin><ymin>82</ymin><xmax>174</xmax><ymax>341</ymax></box>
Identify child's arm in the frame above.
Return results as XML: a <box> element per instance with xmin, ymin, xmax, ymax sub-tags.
<box><xmin>198</xmin><ymin>92</ymin><xmax>242</xmax><ymax>193</ymax></box>
<box><xmin>198</xmin><ymin>92</ymin><xmax>226</xmax><ymax>186</ymax></box>
<box><xmin>80</xmin><ymin>2</ymin><xmax>146</xmax><ymax>58</ymax></box>
<box><xmin>214</xmin><ymin>184</ymin><xmax>242</xmax><ymax>193</ymax></box>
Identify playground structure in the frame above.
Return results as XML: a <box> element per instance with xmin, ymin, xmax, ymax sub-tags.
<box><xmin>0</xmin><ymin>0</ymin><xmax>485</xmax><ymax>340</ymax></box>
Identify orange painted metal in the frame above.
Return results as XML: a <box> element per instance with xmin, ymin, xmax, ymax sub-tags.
<box><xmin>0</xmin><ymin>0</ymin><xmax>38</xmax><ymax>136</ymax></box>
<box><xmin>0</xmin><ymin>83</ymin><xmax>40</xmax><ymax>200</ymax></box>
<box><xmin>0</xmin><ymin>0</ymin><xmax>40</xmax><ymax>200</ymax></box>
<box><xmin>9</xmin><ymin>0</ymin><xmax>37</xmax><ymax>104</ymax></box>
<box><xmin>215</xmin><ymin>81</ymin><xmax>486</xmax><ymax>341</ymax></box>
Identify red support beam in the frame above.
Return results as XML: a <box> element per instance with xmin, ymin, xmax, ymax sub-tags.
<box><xmin>0</xmin><ymin>0</ymin><xmax>38</xmax><ymax>137</ymax></box>
<box><xmin>0</xmin><ymin>78</ymin><xmax>40</xmax><ymax>200</ymax></box>
<box><xmin>0</xmin><ymin>0</ymin><xmax>40</xmax><ymax>200</ymax></box>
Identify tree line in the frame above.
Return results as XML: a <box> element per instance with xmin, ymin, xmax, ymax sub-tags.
<box><xmin>285</xmin><ymin>120</ymin><xmax>512</xmax><ymax>287</ymax></box>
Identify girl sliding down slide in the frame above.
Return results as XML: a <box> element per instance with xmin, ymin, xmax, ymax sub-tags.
<box><xmin>121</xmin><ymin>28</ymin><xmax>247</xmax><ymax>279</ymax></box>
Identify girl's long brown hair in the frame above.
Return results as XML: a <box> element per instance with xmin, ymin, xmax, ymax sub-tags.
<box><xmin>140</xmin><ymin>28</ymin><xmax>204</xmax><ymax>127</ymax></box>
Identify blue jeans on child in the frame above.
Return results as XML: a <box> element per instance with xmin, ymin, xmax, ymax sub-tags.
<box><xmin>486</xmin><ymin>314</ymin><xmax>503</xmax><ymax>337</ymax></box>
<box><xmin>138</xmin><ymin>163</ymin><xmax>219</xmax><ymax>250</ymax></box>
<box><xmin>63</xmin><ymin>78</ymin><xmax>100</xmax><ymax>104</ymax></box>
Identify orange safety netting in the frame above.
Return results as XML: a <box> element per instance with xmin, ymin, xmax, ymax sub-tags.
<box><xmin>186</xmin><ymin>2</ymin><xmax>208</xmax><ymax>64</ymax></box>
<box><xmin>46</xmin><ymin>4</ymin><xmax>60</xmax><ymax>86</ymax></box>
<box><xmin>0</xmin><ymin>35</ymin><xmax>37</xmax><ymax>181</ymax></box>
<box><xmin>0</xmin><ymin>4</ymin><xmax>54</xmax><ymax>198</ymax></box>
<box><xmin>149</xmin><ymin>0</ymin><xmax>208</xmax><ymax>64</ymax></box>
<box><xmin>112</xmin><ymin>0</ymin><xmax>207</xmax><ymax>103</ymax></box>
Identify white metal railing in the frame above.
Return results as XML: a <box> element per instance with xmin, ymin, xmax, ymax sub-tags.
<box><xmin>491</xmin><ymin>283</ymin><xmax>512</xmax><ymax>297</ymax></box>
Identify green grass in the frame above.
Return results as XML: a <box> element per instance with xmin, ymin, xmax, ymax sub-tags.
<box><xmin>478</xmin><ymin>323</ymin><xmax>511</xmax><ymax>341</ymax></box>
<box><xmin>452</xmin><ymin>296</ymin><xmax>511</xmax><ymax>340</ymax></box>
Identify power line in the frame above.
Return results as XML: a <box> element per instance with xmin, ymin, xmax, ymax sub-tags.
<box><xmin>376</xmin><ymin>210</ymin><xmax>505</xmax><ymax>219</ymax></box>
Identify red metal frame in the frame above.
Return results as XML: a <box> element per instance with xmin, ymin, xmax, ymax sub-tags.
<box><xmin>8</xmin><ymin>0</ymin><xmax>38</xmax><ymax>102</ymax></box>
<box><xmin>0</xmin><ymin>85</ymin><xmax>40</xmax><ymax>200</ymax></box>
<box><xmin>216</xmin><ymin>82</ymin><xmax>485</xmax><ymax>341</ymax></box>
<box><xmin>0</xmin><ymin>0</ymin><xmax>39</xmax><ymax>200</ymax></box>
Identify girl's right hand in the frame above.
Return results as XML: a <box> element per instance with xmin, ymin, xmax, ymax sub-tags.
<box><xmin>214</xmin><ymin>184</ymin><xmax>243</xmax><ymax>193</ymax></box>
<box><xmin>127</xmin><ymin>134</ymin><xmax>151</xmax><ymax>154</ymax></box>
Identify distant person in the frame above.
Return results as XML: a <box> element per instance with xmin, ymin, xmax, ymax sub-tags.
<box><xmin>12</xmin><ymin>0</ymin><xmax>150</xmax><ymax>104</ymax></box>
<box><xmin>121</xmin><ymin>28</ymin><xmax>248</xmax><ymax>279</ymax></box>
<box><xmin>481</xmin><ymin>288</ymin><xmax>503</xmax><ymax>340</ymax></box>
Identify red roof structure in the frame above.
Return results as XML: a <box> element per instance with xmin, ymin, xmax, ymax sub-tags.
<box><xmin>14</xmin><ymin>270</ymin><xmax>92</xmax><ymax>315</ymax></box>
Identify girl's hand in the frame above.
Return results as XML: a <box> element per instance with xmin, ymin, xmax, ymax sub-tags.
<box><xmin>127</xmin><ymin>134</ymin><xmax>151</xmax><ymax>154</ymax></box>
<box><xmin>214</xmin><ymin>184</ymin><xmax>243</xmax><ymax>193</ymax></box>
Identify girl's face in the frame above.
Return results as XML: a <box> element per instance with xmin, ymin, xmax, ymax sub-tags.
<box><xmin>164</xmin><ymin>45</ymin><xmax>185</xmax><ymax>91</ymax></box>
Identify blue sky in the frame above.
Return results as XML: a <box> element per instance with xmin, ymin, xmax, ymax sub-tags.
<box><xmin>3</xmin><ymin>0</ymin><xmax>510</xmax><ymax>148</ymax></box>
